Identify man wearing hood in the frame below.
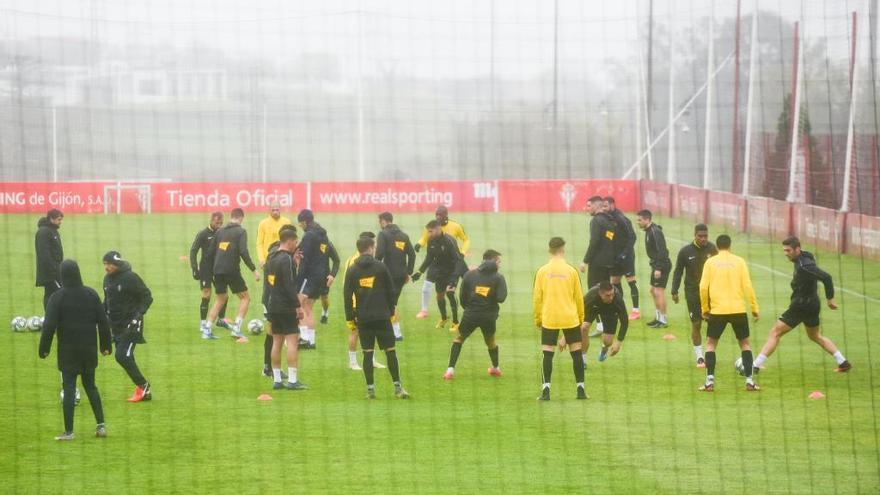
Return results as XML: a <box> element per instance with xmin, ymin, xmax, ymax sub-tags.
<box><xmin>39</xmin><ymin>259</ymin><xmax>112</xmax><ymax>441</ymax></box>
<box><xmin>102</xmin><ymin>251</ymin><xmax>153</xmax><ymax>402</ymax></box>
<box><xmin>637</xmin><ymin>210</ymin><xmax>672</xmax><ymax>328</ymax></box>
<box><xmin>295</xmin><ymin>209</ymin><xmax>337</xmax><ymax>349</ymax></box>
<box><xmin>415</xmin><ymin>205</ymin><xmax>469</xmax><ymax>319</ymax></box>
<box><xmin>443</xmin><ymin>249</ymin><xmax>507</xmax><ymax>381</ymax></box>
<box><xmin>35</xmin><ymin>209</ymin><xmax>64</xmax><ymax>310</ymax></box>
<box><xmin>344</xmin><ymin>235</ymin><xmax>410</xmax><ymax>399</ymax></box>
<box><xmin>752</xmin><ymin>236</ymin><xmax>851</xmax><ymax>379</ymax></box>
<box><xmin>376</xmin><ymin>211</ymin><xmax>416</xmax><ymax>341</ymax></box>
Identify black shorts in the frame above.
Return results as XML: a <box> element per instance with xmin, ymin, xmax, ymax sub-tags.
<box><xmin>298</xmin><ymin>276</ymin><xmax>324</xmax><ymax>299</ymax></box>
<box><xmin>391</xmin><ymin>275</ymin><xmax>408</xmax><ymax>306</ymax></box>
<box><xmin>587</xmin><ymin>265</ymin><xmax>610</xmax><ymax>290</ymax></box>
<box><xmin>457</xmin><ymin>315</ymin><xmax>497</xmax><ymax>340</ymax></box>
<box><xmin>268</xmin><ymin>313</ymin><xmax>300</xmax><ymax>335</ymax></box>
<box><xmin>779</xmin><ymin>300</ymin><xmax>821</xmax><ymax>328</ymax></box>
<box><xmin>214</xmin><ymin>273</ymin><xmax>247</xmax><ymax>295</ymax></box>
<box><xmin>610</xmin><ymin>251</ymin><xmax>636</xmax><ymax>278</ymax></box>
<box><xmin>650</xmin><ymin>265</ymin><xmax>671</xmax><ymax>288</ymax></box>
<box><xmin>541</xmin><ymin>327</ymin><xmax>582</xmax><ymax>347</ymax></box>
<box><xmin>319</xmin><ymin>283</ymin><xmax>331</xmax><ymax>297</ymax></box>
<box><xmin>684</xmin><ymin>289</ymin><xmax>702</xmax><ymax>323</ymax></box>
<box><xmin>587</xmin><ymin>310</ymin><xmax>619</xmax><ymax>335</ymax></box>
<box><xmin>358</xmin><ymin>319</ymin><xmax>396</xmax><ymax>351</ymax></box>
<box><xmin>198</xmin><ymin>266</ymin><xmax>213</xmax><ymax>290</ymax></box>
<box><xmin>427</xmin><ymin>270</ymin><xmax>455</xmax><ymax>293</ymax></box>
<box><xmin>706</xmin><ymin>313</ymin><xmax>750</xmax><ymax>340</ymax></box>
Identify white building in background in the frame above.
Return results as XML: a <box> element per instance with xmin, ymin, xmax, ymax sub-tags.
<box><xmin>63</xmin><ymin>65</ymin><xmax>228</xmax><ymax>105</ymax></box>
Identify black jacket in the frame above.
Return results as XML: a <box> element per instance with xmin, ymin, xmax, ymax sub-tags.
<box><xmin>324</xmin><ymin>240</ymin><xmax>340</xmax><ymax>278</ymax></box>
<box><xmin>212</xmin><ymin>223</ymin><xmax>256</xmax><ymax>275</ymax></box>
<box><xmin>35</xmin><ymin>217</ymin><xmax>63</xmax><ymax>286</ymax></box>
<box><xmin>609</xmin><ymin>209</ymin><xmax>637</xmax><ymax>252</ymax></box>
<box><xmin>583</xmin><ymin>212</ymin><xmax>619</xmax><ymax>268</ymax></box>
<box><xmin>671</xmin><ymin>241</ymin><xmax>718</xmax><ymax>295</ymax></box>
<box><xmin>643</xmin><ymin>223</ymin><xmax>672</xmax><ymax>269</ymax></box>
<box><xmin>189</xmin><ymin>225</ymin><xmax>219</xmax><ymax>278</ymax></box>
<box><xmin>266</xmin><ymin>248</ymin><xmax>302</xmax><ymax>314</ymax></box>
<box><xmin>789</xmin><ymin>251</ymin><xmax>834</xmax><ymax>305</ymax></box>
<box><xmin>344</xmin><ymin>254</ymin><xmax>395</xmax><ymax>324</ymax></box>
<box><xmin>376</xmin><ymin>224</ymin><xmax>416</xmax><ymax>280</ymax></box>
<box><xmin>584</xmin><ymin>285</ymin><xmax>630</xmax><ymax>340</ymax></box>
<box><xmin>418</xmin><ymin>233</ymin><xmax>465</xmax><ymax>279</ymax></box>
<box><xmin>103</xmin><ymin>260</ymin><xmax>153</xmax><ymax>335</ymax></box>
<box><xmin>262</xmin><ymin>241</ymin><xmax>281</xmax><ymax>309</ymax></box>
<box><xmin>296</xmin><ymin>223</ymin><xmax>334</xmax><ymax>284</ymax></box>
<box><xmin>460</xmin><ymin>260</ymin><xmax>508</xmax><ymax>319</ymax></box>
<box><xmin>40</xmin><ymin>260</ymin><xmax>112</xmax><ymax>373</ymax></box>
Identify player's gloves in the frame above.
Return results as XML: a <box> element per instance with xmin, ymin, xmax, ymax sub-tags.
<box><xmin>346</xmin><ymin>320</ymin><xmax>357</xmax><ymax>331</ymax></box>
<box><xmin>414</xmin><ymin>244</ymin><xmax>421</xmax><ymax>253</ymax></box>
<box><xmin>411</xmin><ymin>272</ymin><xmax>422</xmax><ymax>281</ymax></box>
<box><xmin>192</xmin><ymin>269</ymin><xmax>199</xmax><ymax>280</ymax></box>
<box><xmin>126</xmin><ymin>318</ymin><xmax>141</xmax><ymax>332</ymax></box>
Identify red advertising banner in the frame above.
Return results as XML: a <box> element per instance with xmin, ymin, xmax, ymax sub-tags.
<box><xmin>150</xmin><ymin>183</ymin><xmax>308</xmax><ymax>213</ymax></box>
<box><xmin>708</xmin><ymin>191</ymin><xmax>746</xmax><ymax>231</ymax></box>
<box><xmin>844</xmin><ymin>213</ymin><xmax>880</xmax><ymax>261</ymax></box>
<box><xmin>639</xmin><ymin>181</ymin><xmax>673</xmax><ymax>216</ymax></box>
<box><xmin>792</xmin><ymin>204</ymin><xmax>844</xmax><ymax>252</ymax></box>
<box><xmin>498</xmin><ymin>180</ymin><xmax>639</xmax><ymax>213</ymax></box>
<box><xmin>746</xmin><ymin>197</ymin><xmax>791</xmax><ymax>240</ymax></box>
<box><xmin>310</xmin><ymin>181</ymin><xmax>497</xmax><ymax>213</ymax></box>
<box><xmin>0</xmin><ymin>182</ymin><xmax>108</xmax><ymax>214</ymax></box>
<box><xmin>673</xmin><ymin>185</ymin><xmax>708</xmax><ymax>223</ymax></box>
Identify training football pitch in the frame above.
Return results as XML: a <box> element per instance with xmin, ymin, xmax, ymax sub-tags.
<box><xmin>0</xmin><ymin>212</ymin><xmax>878</xmax><ymax>494</ymax></box>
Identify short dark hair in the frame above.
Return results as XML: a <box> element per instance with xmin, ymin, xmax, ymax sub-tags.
<box><xmin>231</xmin><ymin>208</ymin><xmax>244</xmax><ymax>219</ymax></box>
<box><xmin>603</xmin><ymin>196</ymin><xmax>615</xmax><ymax>204</ymax></box>
<box><xmin>210</xmin><ymin>211</ymin><xmax>223</xmax><ymax>221</ymax></box>
<box><xmin>279</xmin><ymin>229</ymin><xmax>298</xmax><ymax>243</ymax></box>
<box><xmin>637</xmin><ymin>209</ymin><xmax>652</xmax><ymax>220</ymax></box>
<box><xmin>716</xmin><ymin>234</ymin><xmax>732</xmax><ymax>249</ymax></box>
<box><xmin>357</xmin><ymin>236</ymin><xmax>375</xmax><ymax>254</ymax></box>
<box><xmin>597</xmin><ymin>280</ymin><xmax>614</xmax><ymax>292</ymax></box>
<box><xmin>694</xmin><ymin>223</ymin><xmax>708</xmax><ymax>233</ymax></box>
<box><xmin>435</xmin><ymin>205</ymin><xmax>448</xmax><ymax>216</ymax></box>
<box><xmin>359</xmin><ymin>231</ymin><xmax>376</xmax><ymax>239</ymax></box>
<box><xmin>782</xmin><ymin>236</ymin><xmax>801</xmax><ymax>249</ymax></box>
<box><xmin>588</xmin><ymin>195</ymin><xmax>604</xmax><ymax>204</ymax></box>
<box><xmin>549</xmin><ymin>237</ymin><xmax>566</xmax><ymax>253</ymax></box>
<box><xmin>297</xmin><ymin>209</ymin><xmax>314</xmax><ymax>223</ymax></box>
<box><xmin>47</xmin><ymin>209</ymin><xmax>63</xmax><ymax>220</ymax></box>
<box><xmin>426</xmin><ymin>219</ymin><xmax>441</xmax><ymax>229</ymax></box>
<box><xmin>279</xmin><ymin>224</ymin><xmax>296</xmax><ymax>234</ymax></box>
<box><xmin>483</xmin><ymin>249</ymin><xmax>501</xmax><ymax>260</ymax></box>
<box><xmin>378</xmin><ymin>212</ymin><xmax>393</xmax><ymax>223</ymax></box>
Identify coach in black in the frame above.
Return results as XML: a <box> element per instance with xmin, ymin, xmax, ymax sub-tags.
<box><xmin>671</xmin><ymin>224</ymin><xmax>718</xmax><ymax>368</ymax></box>
<box><xmin>102</xmin><ymin>251</ymin><xmax>153</xmax><ymax>403</ymax></box>
<box><xmin>411</xmin><ymin>219</ymin><xmax>466</xmax><ymax>331</ymax></box>
<box><xmin>344</xmin><ymin>235</ymin><xmax>409</xmax><ymax>400</ymax></box>
<box><xmin>376</xmin><ymin>211</ymin><xmax>416</xmax><ymax>340</ymax></box>
<box><xmin>637</xmin><ymin>210</ymin><xmax>672</xmax><ymax>328</ymax></box>
<box><xmin>580</xmin><ymin>196</ymin><xmax>619</xmax><ymax>289</ymax></box>
<box><xmin>582</xmin><ymin>281</ymin><xmax>629</xmax><ymax>362</ymax></box>
<box><xmin>35</xmin><ymin>208</ymin><xmax>65</xmax><ymax>310</ymax></box>
<box><xmin>40</xmin><ymin>260</ymin><xmax>112</xmax><ymax>441</ymax></box>
<box><xmin>443</xmin><ymin>249</ymin><xmax>507</xmax><ymax>380</ymax></box>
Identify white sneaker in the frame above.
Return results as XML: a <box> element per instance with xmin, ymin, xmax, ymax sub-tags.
<box><xmin>349</xmin><ymin>362</ymin><xmax>363</xmax><ymax>371</ymax></box>
<box><xmin>373</xmin><ymin>360</ymin><xmax>386</xmax><ymax>369</ymax></box>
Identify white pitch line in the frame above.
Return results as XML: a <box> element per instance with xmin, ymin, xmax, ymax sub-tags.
<box><xmin>666</xmin><ymin>236</ymin><xmax>879</xmax><ymax>304</ymax></box>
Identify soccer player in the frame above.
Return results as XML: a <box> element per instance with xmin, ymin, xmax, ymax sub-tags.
<box><xmin>376</xmin><ymin>212</ymin><xmax>416</xmax><ymax>341</ymax></box>
<box><xmin>202</xmin><ymin>208</ymin><xmax>261</xmax><ymax>339</ymax></box>
<box><xmin>344</xmin><ymin>235</ymin><xmax>410</xmax><ymax>399</ymax></box>
<box><xmin>295</xmin><ymin>209</ymin><xmax>337</xmax><ymax>349</ymax></box>
<box><xmin>752</xmin><ymin>236</ymin><xmax>851</xmax><ymax>375</ymax></box>
<box><xmin>102</xmin><ymin>251</ymin><xmax>154</xmax><ymax>402</ymax></box>
<box><xmin>534</xmin><ymin>237</ymin><xmax>588</xmax><ymax>401</ymax></box>
<box><xmin>412</xmin><ymin>220</ymin><xmax>467</xmax><ymax>331</ymax></box>
<box><xmin>39</xmin><ymin>260</ymin><xmax>112</xmax><ymax>441</ymax></box>
<box><xmin>579</xmin><ymin>196</ymin><xmax>618</xmax><ymax>290</ymax></box>
<box><xmin>698</xmin><ymin>235</ymin><xmax>760</xmax><ymax>392</ymax></box>
<box><xmin>260</xmin><ymin>224</ymin><xmax>297</xmax><ymax>378</ymax></box>
<box><xmin>636</xmin><ymin>210</ymin><xmax>672</xmax><ymax>328</ymax></box>
<box><xmin>444</xmin><ymin>249</ymin><xmax>507</xmax><ymax>380</ymax></box>
<box><xmin>342</xmin><ymin>232</ymin><xmax>386</xmax><ymax>371</ymax></box>
<box><xmin>318</xmin><ymin>240</ymin><xmax>340</xmax><ymax>325</ymax></box>
<box><xmin>35</xmin><ymin>208</ymin><xmax>64</xmax><ymax>310</ymax></box>
<box><xmin>265</xmin><ymin>228</ymin><xmax>308</xmax><ymax>390</ymax></box>
<box><xmin>670</xmin><ymin>224</ymin><xmax>718</xmax><ymax>367</ymax></box>
<box><xmin>605</xmin><ymin>197</ymin><xmax>641</xmax><ymax>320</ymax></box>
<box><xmin>581</xmin><ymin>281</ymin><xmax>629</xmax><ymax>362</ymax></box>
<box><xmin>256</xmin><ymin>202</ymin><xmax>291</xmax><ymax>267</ymax></box>
<box><xmin>415</xmin><ymin>205</ymin><xmax>469</xmax><ymax>319</ymax></box>
<box><xmin>190</xmin><ymin>211</ymin><xmax>231</xmax><ymax>333</ymax></box>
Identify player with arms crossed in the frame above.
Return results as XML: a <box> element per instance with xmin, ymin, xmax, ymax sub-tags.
<box><xmin>751</xmin><ymin>236</ymin><xmax>851</xmax><ymax>376</ymax></box>
<box><xmin>671</xmin><ymin>224</ymin><xmax>718</xmax><ymax>367</ymax></box>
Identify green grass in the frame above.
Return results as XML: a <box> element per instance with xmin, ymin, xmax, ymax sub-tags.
<box><xmin>0</xmin><ymin>212</ymin><xmax>878</xmax><ymax>494</ymax></box>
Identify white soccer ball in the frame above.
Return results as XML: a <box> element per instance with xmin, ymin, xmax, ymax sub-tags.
<box><xmin>247</xmin><ymin>319</ymin><xmax>264</xmax><ymax>335</ymax></box>
<box><xmin>734</xmin><ymin>357</ymin><xmax>746</xmax><ymax>376</ymax></box>
<box><xmin>10</xmin><ymin>316</ymin><xmax>27</xmax><ymax>332</ymax></box>
<box><xmin>27</xmin><ymin>316</ymin><xmax>44</xmax><ymax>332</ymax></box>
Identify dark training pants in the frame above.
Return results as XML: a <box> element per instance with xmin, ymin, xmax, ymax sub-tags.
<box><xmin>114</xmin><ymin>333</ymin><xmax>148</xmax><ymax>386</ymax></box>
<box><xmin>61</xmin><ymin>369</ymin><xmax>104</xmax><ymax>433</ymax></box>
<box><xmin>42</xmin><ymin>281</ymin><xmax>61</xmax><ymax>311</ymax></box>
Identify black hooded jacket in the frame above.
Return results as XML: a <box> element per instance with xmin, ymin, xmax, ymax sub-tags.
<box><xmin>265</xmin><ymin>247</ymin><xmax>302</xmax><ymax>314</ymax></box>
<box><xmin>790</xmin><ymin>251</ymin><xmax>835</xmax><ymax>305</ymax></box>
<box><xmin>296</xmin><ymin>222</ymin><xmax>334</xmax><ymax>284</ymax></box>
<box><xmin>103</xmin><ymin>260</ymin><xmax>153</xmax><ymax>330</ymax></box>
<box><xmin>190</xmin><ymin>225</ymin><xmax>219</xmax><ymax>277</ymax></box>
<box><xmin>583</xmin><ymin>212</ymin><xmax>619</xmax><ymax>268</ymax></box>
<box><xmin>212</xmin><ymin>222</ymin><xmax>257</xmax><ymax>275</ymax></box>
<box><xmin>35</xmin><ymin>217</ymin><xmax>63</xmax><ymax>286</ymax></box>
<box><xmin>343</xmin><ymin>254</ymin><xmax>395</xmax><ymax>324</ymax></box>
<box><xmin>418</xmin><ymin>233</ymin><xmax>465</xmax><ymax>278</ymax></box>
<box><xmin>459</xmin><ymin>260</ymin><xmax>508</xmax><ymax>319</ymax></box>
<box><xmin>39</xmin><ymin>260</ymin><xmax>112</xmax><ymax>373</ymax></box>
<box><xmin>376</xmin><ymin>223</ymin><xmax>416</xmax><ymax>280</ymax></box>
<box><xmin>643</xmin><ymin>223</ymin><xmax>672</xmax><ymax>269</ymax></box>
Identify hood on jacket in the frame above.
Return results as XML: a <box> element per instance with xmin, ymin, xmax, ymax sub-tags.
<box><xmin>797</xmin><ymin>251</ymin><xmax>817</xmax><ymax>264</ymax></box>
<box><xmin>355</xmin><ymin>254</ymin><xmax>378</xmax><ymax>268</ymax></box>
<box><xmin>60</xmin><ymin>259</ymin><xmax>83</xmax><ymax>287</ymax></box>
<box><xmin>477</xmin><ymin>260</ymin><xmax>499</xmax><ymax>274</ymax></box>
<box><xmin>384</xmin><ymin>224</ymin><xmax>402</xmax><ymax>235</ymax></box>
<box><xmin>37</xmin><ymin>217</ymin><xmax>58</xmax><ymax>230</ymax></box>
<box><xmin>308</xmin><ymin>223</ymin><xmax>328</xmax><ymax>237</ymax></box>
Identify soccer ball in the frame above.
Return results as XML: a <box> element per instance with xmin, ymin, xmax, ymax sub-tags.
<box><xmin>27</xmin><ymin>316</ymin><xmax>44</xmax><ymax>332</ymax></box>
<box><xmin>247</xmin><ymin>319</ymin><xmax>264</xmax><ymax>335</ymax></box>
<box><xmin>734</xmin><ymin>357</ymin><xmax>746</xmax><ymax>376</ymax></box>
<box><xmin>10</xmin><ymin>316</ymin><xmax>27</xmax><ymax>332</ymax></box>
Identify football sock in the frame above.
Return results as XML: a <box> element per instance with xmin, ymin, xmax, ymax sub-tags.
<box><xmin>349</xmin><ymin>351</ymin><xmax>358</xmax><ymax>365</ymax></box>
<box><xmin>659</xmin><ymin>313</ymin><xmax>667</xmax><ymax>324</ymax></box>
<box><xmin>363</xmin><ymin>351</ymin><xmax>375</xmax><ymax>386</ymax></box>
<box><xmin>448</xmin><ymin>342</ymin><xmax>463</xmax><ymax>368</ymax></box>
<box><xmin>392</xmin><ymin>321</ymin><xmax>402</xmax><ymax>338</ymax></box>
<box><xmin>628</xmin><ymin>280</ymin><xmax>639</xmax><ymax>309</ymax></box>
<box><xmin>833</xmin><ymin>351</ymin><xmax>846</xmax><ymax>365</ymax></box>
<box><xmin>218</xmin><ymin>301</ymin><xmax>227</xmax><ymax>319</ymax></box>
<box><xmin>754</xmin><ymin>353</ymin><xmax>767</xmax><ymax>368</ymax></box>
<box><xmin>234</xmin><ymin>317</ymin><xmax>243</xmax><ymax>330</ymax></box>
<box><xmin>542</xmin><ymin>350</ymin><xmax>554</xmax><ymax>384</ymax></box>
<box><xmin>385</xmin><ymin>350</ymin><xmax>401</xmax><ymax>383</ymax></box>
<box><xmin>437</xmin><ymin>298</ymin><xmax>448</xmax><ymax>320</ymax></box>
<box><xmin>705</xmin><ymin>351</ymin><xmax>716</xmax><ymax>376</ymax></box>
<box><xmin>488</xmin><ymin>346</ymin><xmax>499</xmax><ymax>368</ymax></box>
<box><xmin>446</xmin><ymin>292</ymin><xmax>459</xmax><ymax>323</ymax></box>
<box><xmin>272</xmin><ymin>368</ymin><xmax>282</xmax><ymax>382</ymax></box>
<box><xmin>263</xmin><ymin>334</ymin><xmax>272</xmax><ymax>367</ymax></box>
<box><xmin>655</xmin><ymin>310</ymin><xmax>660</xmax><ymax>321</ymax></box>
<box><xmin>571</xmin><ymin>351</ymin><xmax>585</xmax><ymax>383</ymax></box>
<box><xmin>200</xmin><ymin>297</ymin><xmax>210</xmax><ymax>320</ymax></box>
<box><xmin>694</xmin><ymin>345</ymin><xmax>704</xmax><ymax>359</ymax></box>
<box><xmin>421</xmin><ymin>281</ymin><xmax>433</xmax><ymax>311</ymax></box>
<box><xmin>741</xmin><ymin>350</ymin><xmax>754</xmax><ymax>378</ymax></box>
<box><xmin>613</xmin><ymin>283</ymin><xmax>623</xmax><ymax>299</ymax></box>
<box><xmin>288</xmin><ymin>367</ymin><xmax>298</xmax><ymax>383</ymax></box>
<box><xmin>322</xmin><ymin>308</ymin><xmax>329</xmax><ymax>317</ymax></box>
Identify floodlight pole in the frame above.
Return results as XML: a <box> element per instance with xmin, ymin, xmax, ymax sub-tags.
<box><xmin>703</xmin><ymin>14</ymin><xmax>714</xmax><ymax>189</ymax></box>
<box><xmin>785</xmin><ymin>23</ymin><xmax>803</xmax><ymax>203</ymax></box>
<box><xmin>52</xmin><ymin>106</ymin><xmax>58</xmax><ymax>182</ymax></box>
<box><xmin>666</xmin><ymin>1</ymin><xmax>676</xmax><ymax>184</ymax></box>
<box><xmin>742</xmin><ymin>2</ymin><xmax>759</xmax><ymax>197</ymax></box>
